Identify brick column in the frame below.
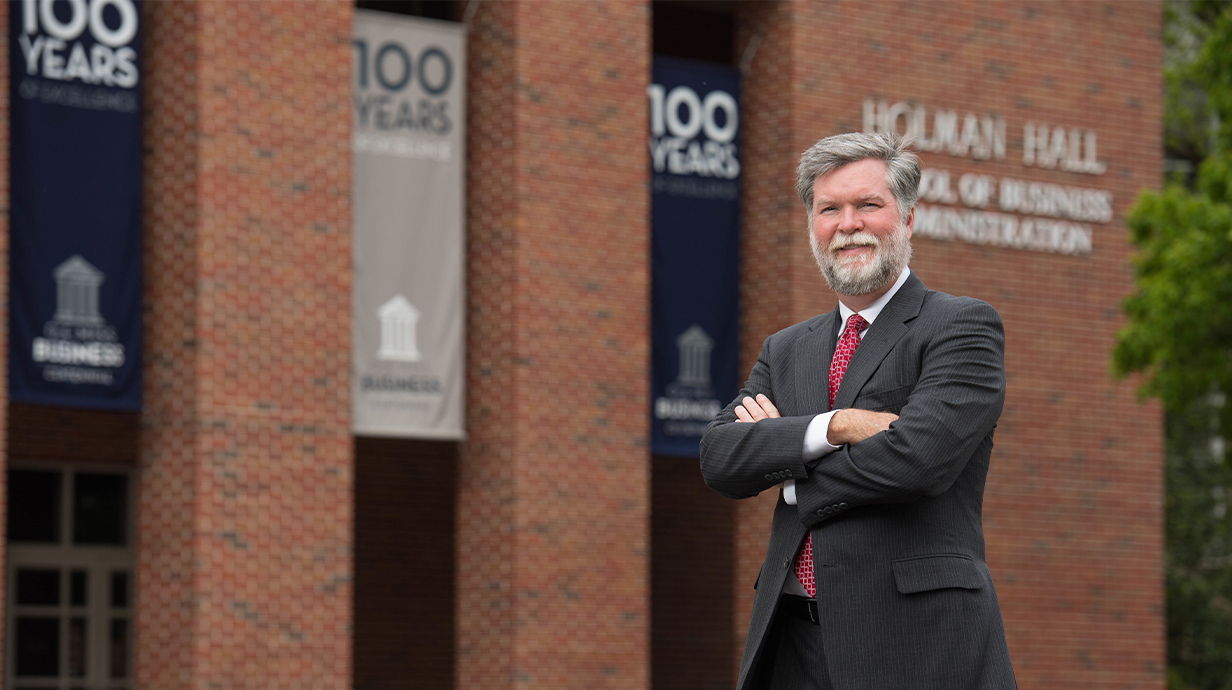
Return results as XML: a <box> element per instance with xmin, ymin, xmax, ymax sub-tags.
<box><xmin>137</xmin><ymin>2</ymin><xmax>353</xmax><ymax>688</ymax></box>
<box><xmin>459</xmin><ymin>1</ymin><xmax>651</xmax><ymax>688</ymax></box>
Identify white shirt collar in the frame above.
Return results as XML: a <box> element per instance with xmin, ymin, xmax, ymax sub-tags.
<box><xmin>837</xmin><ymin>265</ymin><xmax>912</xmax><ymax>330</ymax></box>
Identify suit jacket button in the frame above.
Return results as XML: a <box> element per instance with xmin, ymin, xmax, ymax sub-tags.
<box><xmin>839</xmin><ymin>502</ymin><xmax>848</xmax><ymax>509</ymax></box>
<box><xmin>764</xmin><ymin>474</ymin><xmax>772</xmax><ymax>481</ymax></box>
<box><xmin>832</xmin><ymin>504</ymin><xmax>841</xmax><ymax>511</ymax></box>
<box><xmin>783</xmin><ymin>557</ymin><xmax>792</xmax><ymax>569</ymax></box>
<box><xmin>817</xmin><ymin>509</ymin><xmax>826</xmax><ymax>516</ymax></box>
<box><xmin>785</xmin><ymin>469</ymin><xmax>793</xmax><ymax>477</ymax></box>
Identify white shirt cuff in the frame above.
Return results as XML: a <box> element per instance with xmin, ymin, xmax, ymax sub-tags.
<box><xmin>783</xmin><ymin>480</ymin><xmax>797</xmax><ymax>505</ymax></box>
<box><xmin>804</xmin><ymin>409</ymin><xmax>843</xmax><ymax>460</ymax></box>
<box><xmin>784</xmin><ymin>411</ymin><xmax>844</xmax><ymax>505</ymax></box>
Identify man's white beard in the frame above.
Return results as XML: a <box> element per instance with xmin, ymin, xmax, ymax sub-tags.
<box><xmin>811</xmin><ymin>222</ymin><xmax>913</xmax><ymax>296</ymax></box>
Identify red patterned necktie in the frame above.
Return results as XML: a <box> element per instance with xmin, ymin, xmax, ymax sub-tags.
<box><xmin>794</xmin><ymin>312</ymin><xmax>869</xmax><ymax>598</ymax></box>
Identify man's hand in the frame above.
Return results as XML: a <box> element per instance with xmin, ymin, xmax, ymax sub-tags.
<box><xmin>827</xmin><ymin>409</ymin><xmax>898</xmax><ymax>445</ymax></box>
<box><xmin>734</xmin><ymin>394</ymin><xmax>780</xmax><ymax>423</ymax></box>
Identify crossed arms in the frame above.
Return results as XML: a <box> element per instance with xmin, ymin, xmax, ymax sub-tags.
<box><xmin>734</xmin><ymin>394</ymin><xmax>896</xmax><ymax>446</ymax></box>
<box><xmin>699</xmin><ymin>299</ymin><xmax>1006</xmax><ymax>529</ymax></box>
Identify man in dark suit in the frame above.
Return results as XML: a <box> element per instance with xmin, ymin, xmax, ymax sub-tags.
<box><xmin>700</xmin><ymin>132</ymin><xmax>1017</xmax><ymax>690</ymax></box>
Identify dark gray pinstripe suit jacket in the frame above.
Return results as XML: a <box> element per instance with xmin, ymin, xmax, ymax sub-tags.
<box><xmin>700</xmin><ymin>272</ymin><xmax>1017</xmax><ymax>690</ymax></box>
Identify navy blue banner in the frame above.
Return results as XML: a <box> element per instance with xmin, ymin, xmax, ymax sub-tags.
<box><xmin>10</xmin><ymin>0</ymin><xmax>143</xmax><ymax>410</ymax></box>
<box><xmin>650</xmin><ymin>56</ymin><xmax>741</xmax><ymax>457</ymax></box>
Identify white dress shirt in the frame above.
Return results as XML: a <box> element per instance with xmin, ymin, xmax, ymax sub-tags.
<box><xmin>779</xmin><ymin>266</ymin><xmax>911</xmax><ymax>596</ymax></box>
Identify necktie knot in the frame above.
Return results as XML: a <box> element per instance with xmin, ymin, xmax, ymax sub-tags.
<box><xmin>845</xmin><ymin>313</ymin><xmax>869</xmax><ymax>336</ymax></box>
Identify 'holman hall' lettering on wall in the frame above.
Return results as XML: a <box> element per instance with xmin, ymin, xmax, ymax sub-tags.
<box><xmin>863</xmin><ymin>98</ymin><xmax>1116</xmax><ymax>256</ymax></box>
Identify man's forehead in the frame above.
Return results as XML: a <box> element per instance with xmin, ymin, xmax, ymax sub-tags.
<box><xmin>814</xmin><ymin>188</ymin><xmax>889</xmax><ymax>201</ymax></box>
<box><xmin>813</xmin><ymin>160</ymin><xmax>893</xmax><ymax>200</ymax></box>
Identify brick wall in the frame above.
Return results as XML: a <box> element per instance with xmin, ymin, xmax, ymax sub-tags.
<box><xmin>459</xmin><ymin>1</ymin><xmax>652</xmax><ymax>688</ymax></box>
<box><xmin>7</xmin><ymin>406</ymin><xmax>138</xmax><ymax>466</ymax></box>
<box><xmin>353</xmin><ymin>437</ymin><xmax>456</xmax><ymax>690</ymax></box>
<box><xmin>732</xmin><ymin>1</ymin><xmax>1164</xmax><ymax>688</ymax></box>
<box><xmin>137</xmin><ymin>2</ymin><xmax>354</xmax><ymax>688</ymax></box>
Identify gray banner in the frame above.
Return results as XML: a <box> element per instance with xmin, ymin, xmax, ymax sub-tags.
<box><xmin>352</xmin><ymin>12</ymin><xmax>465</xmax><ymax>438</ymax></box>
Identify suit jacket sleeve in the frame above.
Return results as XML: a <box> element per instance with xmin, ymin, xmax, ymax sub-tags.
<box><xmin>793</xmin><ymin>299</ymin><xmax>1005</xmax><ymax>529</ymax></box>
<box><xmin>698</xmin><ymin>335</ymin><xmax>815</xmax><ymax>500</ymax></box>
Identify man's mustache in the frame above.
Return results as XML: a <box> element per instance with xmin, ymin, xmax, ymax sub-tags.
<box><xmin>829</xmin><ymin>233</ymin><xmax>881</xmax><ymax>252</ymax></box>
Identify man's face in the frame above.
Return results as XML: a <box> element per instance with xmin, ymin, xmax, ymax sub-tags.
<box><xmin>809</xmin><ymin>158</ymin><xmax>914</xmax><ymax>296</ymax></box>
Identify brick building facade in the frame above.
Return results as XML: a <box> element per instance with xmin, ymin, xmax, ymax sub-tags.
<box><xmin>1</xmin><ymin>1</ymin><xmax>1162</xmax><ymax>689</ymax></box>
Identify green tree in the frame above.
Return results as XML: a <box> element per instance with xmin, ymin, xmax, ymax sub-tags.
<box><xmin>1113</xmin><ymin>2</ymin><xmax>1232</xmax><ymax>688</ymax></box>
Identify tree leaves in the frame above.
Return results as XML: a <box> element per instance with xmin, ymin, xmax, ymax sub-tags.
<box><xmin>1115</xmin><ymin>183</ymin><xmax>1232</xmax><ymax>409</ymax></box>
<box><xmin>1115</xmin><ymin>3</ymin><xmax>1232</xmax><ymax>688</ymax></box>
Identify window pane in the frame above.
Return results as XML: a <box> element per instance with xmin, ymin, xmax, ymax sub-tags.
<box><xmin>15</xmin><ymin>617</ymin><xmax>59</xmax><ymax>676</ymax></box>
<box><xmin>110</xmin><ymin>618</ymin><xmax>129</xmax><ymax>678</ymax></box>
<box><xmin>70</xmin><ymin>617</ymin><xmax>88</xmax><ymax>677</ymax></box>
<box><xmin>71</xmin><ymin>570</ymin><xmax>88</xmax><ymax>606</ymax></box>
<box><xmin>8</xmin><ymin>470</ymin><xmax>62</xmax><ymax>543</ymax></box>
<box><xmin>16</xmin><ymin>569</ymin><xmax>60</xmax><ymax>606</ymax></box>
<box><xmin>73</xmin><ymin>473</ymin><xmax>128</xmax><ymax>545</ymax></box>
<box><xmin>111</xmin><ymin>571</ymin><xmax>129</xmax><ymax>608</ymax></box>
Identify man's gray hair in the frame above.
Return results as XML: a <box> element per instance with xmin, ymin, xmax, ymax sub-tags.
<box><xmin>796</xmin><ymin>131</ymin><xmax>921</xmax><ymax>224</ymax></box>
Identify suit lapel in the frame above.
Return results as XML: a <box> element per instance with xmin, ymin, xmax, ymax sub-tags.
<box><xmin>833</xmin><ymin>272</ymin><xmax>927</xmax><ymax>409</ymax></box>
<box><xmin>794</xmin><ymin>308</ymin><xmax>841</xmax><ymax>414</ymax></box>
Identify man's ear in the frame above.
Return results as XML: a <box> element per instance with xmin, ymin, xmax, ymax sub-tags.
<box><xmin>905</xmin><ymin>207</ymin><xmax>915</xmax><ymax>239</ymax></box>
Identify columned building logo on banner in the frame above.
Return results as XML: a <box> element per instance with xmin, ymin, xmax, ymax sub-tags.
<box><xmin>54</xmin><ymin>255</ymin><xmax>106</xmax><ymax>325</ymax></box>
<box><xmin>377</xmin><ymin>295</ymin><xmax>422</xmax><ymax>362</ymax></box>
<box><xmin>675</xmin><ymin>324</ymin><xmax>713</xmax><ymax>387</ymax></box>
